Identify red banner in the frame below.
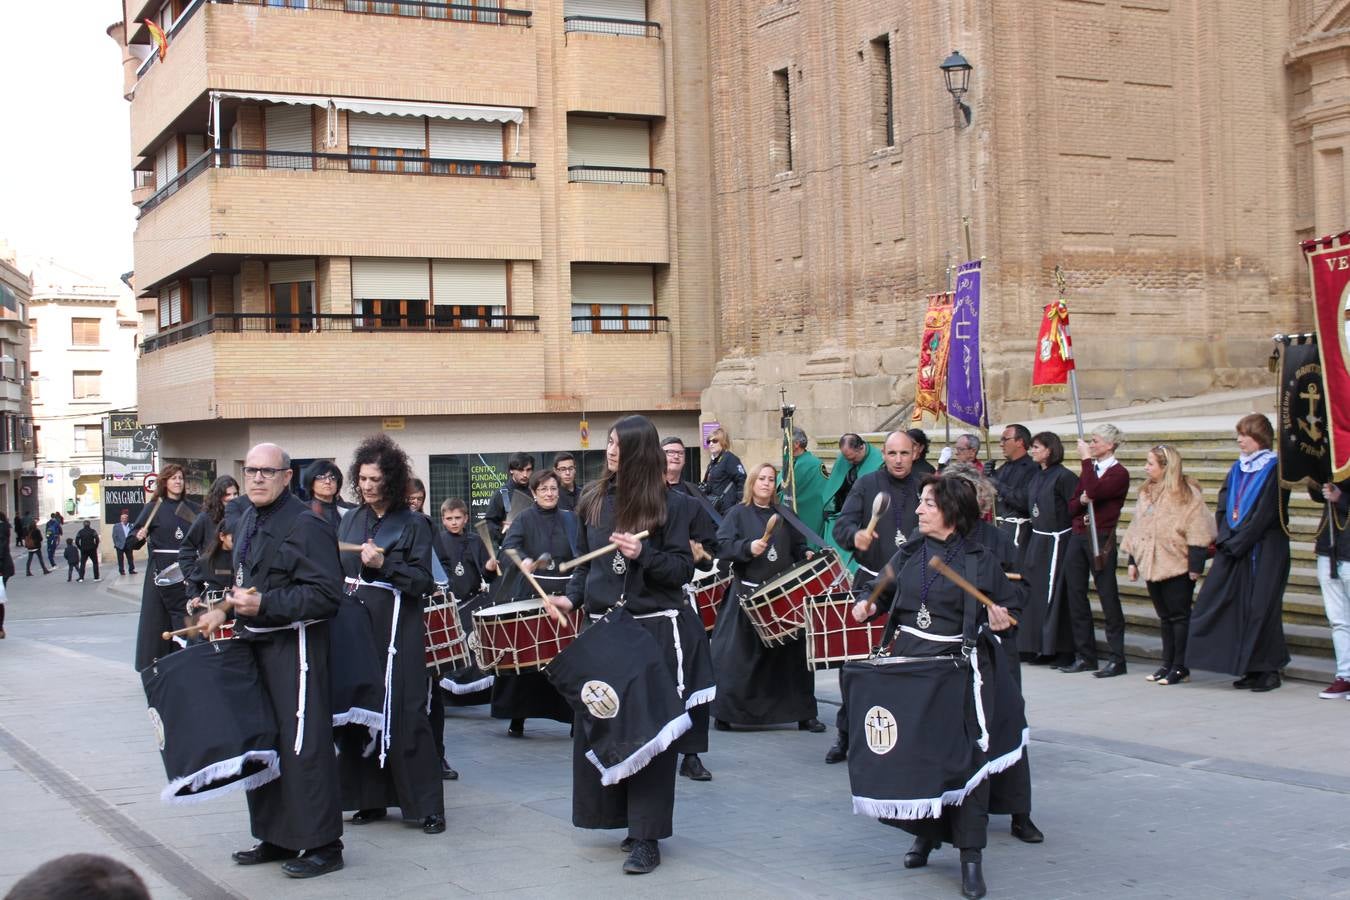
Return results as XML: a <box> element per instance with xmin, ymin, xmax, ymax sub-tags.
<box><xmin>1304</xmin><ymin>233</ymin><xmax>1350</xmax><ymax>480</ymax></box>
<box><xmin>1031</xmin><ymin>299</ymin><xmax>1075</xmax><ymax>397</ymax></box>
<box><xmin>912</xmin><ymin>292</ymin><xmax>954</xmax><ymax>423</ymax></box>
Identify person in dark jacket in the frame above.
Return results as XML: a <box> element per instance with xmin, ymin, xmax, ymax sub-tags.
<box><xmin>1310</xmin><ymin>477</ymin><xmax>1350</xmax><ymax>698</ymax></box>
<box><xmin>699</xmin><ymin>427</ymin><xmax>745</xmax><ymax>515</ymax></box>
<box><xmin>0</xmin><ymin>512</ymin><xmax>15</xmax><ymax>586</ymax></box>
<box><xmin>75</xmin><ymin>520</ymin><xmax>102</xmax><ymax>582</ymax></box>
<box><xmin>302</xmin><ymin>460</ymin><xmax>352</xmax><ymax>530</ymax></box>
<box><xmin>25</xmin><ymin>522</ymin><xmax>50</xmax><ymax>576</ymax></box>
<box><xmin>178</xmin><ymin>476</ymin><xmax>241</xmax><ymax>602</ymax></box>
<box><xmin>484</xmin><ymin>452</ymin><xmax>535</xmax><ymax>539</ymax></box>
<box><xmin>63</xmin><ymin>539</ymin><xmax>81</xmax><ymax>581</ymax></box>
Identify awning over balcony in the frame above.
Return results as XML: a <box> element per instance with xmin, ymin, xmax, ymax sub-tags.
<box><xmin>207</xmin><ymin>90</ymin><xmax>525</xmax><ymax>125</ymax></box>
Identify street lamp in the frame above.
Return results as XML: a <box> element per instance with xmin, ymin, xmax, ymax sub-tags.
<box><xmin>940</xmin><ymin>50</ymin><xmax>973</xmax><ymax>126</ymax></box>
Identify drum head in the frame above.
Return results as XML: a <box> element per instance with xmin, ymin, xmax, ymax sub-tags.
<box><xmin>474</xmin><ymin>599</ymin><xmax>546</xmax><ymax>620</ymax></box>
<box><xmin>154</xmin><ymin>562</ymin><xmax>184</xmax><ymax>586</ymax></box>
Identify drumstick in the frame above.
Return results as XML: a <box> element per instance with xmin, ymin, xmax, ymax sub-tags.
<box><xmin>162</xmin><ymin>587</ymin><xmax>257</xmax><ymax>638</ymax></box>
<box><xmin>1005</xmin><ymin>572</ymin><xmax>1023</xmax><ymax>582</ymax></box>
<box><xmin>138</xmin><ymin>497</ymin><xmax>163</xmax><ymax>538</ymax></box>
<box><xmin>691</xmin><ymin>541</ymin><xmax>712</xmax><ymax>563</ymax></box>
<box><xmin>928</xmin><ymin>556</ymin><xmax>1019</xmax><ymax>626</ymax></box>
<box><xmin>503</xmin><ymin>548</ymin><xmax>567</xmax><ymax>625</ymax></box>
<box><xmin>162</xmin><ymin>623</ymin><xmax>204</xmax><ymax>640</ymax></box>
<box><xmin>864</xmin><ymin>492</ymin><xmax>890</xmax><ymax>540</ymax></box>
<box><xmin>557</xmin><ymin>530</ymin><xmax>652</xmax><ymax>573</ymax></box>
<box><xmin>474</xmin><ymin>521</ymin><xmax>499</xmax><ymax>565</ymax></box>
<box><xmin>338</xmin><ymin>540</ymin><xmax>390</xmax><ymax>553</ymax></box>
<box><xmin>759</xmin><ymin>514</ymin><xmax>780</xmax><ymax>545</ymax></box>
<box><xmin>864</xmin><ymin>562</ymin><xmax>896</xmax><ymax>610</ymax></box>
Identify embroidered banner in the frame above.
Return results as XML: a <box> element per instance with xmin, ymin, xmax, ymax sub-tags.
<box><xmin>912</xmin><ymin>292</ymin><xmax>954</xmax><ymax>424</ymax></box>
<box><xmin>1031</xmin><ymin>298</ymin><xmax>1075</xmax><ymax>398</ymax></box>
<box><xmin>1303</xmin><ymin>233</ymin><xmax>1350</xmax><ymax>480</ymax></box>
<box><xmin>1277</xmin><ymin>336</ymin><xmax>1331</xmax><ymax>486</ymax></box>
<box><xmin>947</xmin><ymin>261</ymin><xmax>984</xmax><ymax>428</ymax></box>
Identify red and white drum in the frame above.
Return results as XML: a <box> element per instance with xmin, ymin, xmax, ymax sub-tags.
<box><xmin>741</xmin><ymin>553</ymin><xmax>851</xmax><ymax>647</ymax></box>
<box><xmin>471</xmin><ymin>599</ymin><xmax>580</xmax><ymax>674</ymax></box>
<box><xmin>806</xmin><ymin>592</ymin><xmax>890</xmax><ymax>670</ymax></box>
<box><xmin>193</xmin><ymin>591</ymin><xmax>235</xmax><ymax>641</ymax></box>
<box><xmin>688</xmin><ymin>567</ymin><xmax>730</xmax><ymax>632</ymax></box>
<box><xmin>423</xmin><ymin>589</ymin><xmax>470</xmax><ymax>670</ymax></box>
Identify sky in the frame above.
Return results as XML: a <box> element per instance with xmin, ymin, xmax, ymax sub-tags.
<box><xmin>0</xmin><ymin>2</ymin><xmax>136</xmax><ymax>289</ymax></box>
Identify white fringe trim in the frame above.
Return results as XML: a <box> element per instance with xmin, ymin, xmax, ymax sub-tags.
<box><xmin>850</xmin><ymin>758</ymin><xmax>992</xmax><ymax>821</ymax></box>
<box><xmin>160</xmin><ymin>749</ymin><xmax>280</xmax><ymax>806</ymax></box>
<box><xmin>332</xmin><ymin>707</ymin><xmax>384</xmax><ymax>733</ymax></box>
<box><xmin>585</xmin><ymin>712</ymin><xmax>692</xmax><ymax>787</ymax></box>
<box><xmin>986</xmin><ymin>727</ymin><xmax>1030</xmax><ymax>776</ymax></box>
<box><xmin>685</xmin><ymin>685</ymin><xmax>716</xmax><ymax>710</ymax></box>
<box><xmin>441</xmin><ymin>673</ymin><xmax>495</xmax><ymax>695</ymax></box>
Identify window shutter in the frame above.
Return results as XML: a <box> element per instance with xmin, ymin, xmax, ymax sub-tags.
<box><xmin>428</xmin><ymin>121</ymin><xmax>502</xmax><ymax>161</ymax></box>
<box><xmin>431</xmin><ymin>260</ymin><xmax>507</xmax><ymax>306</ymax></box>
<box><xmin>570</xmin><ymin>264</ymin><xmax>653</xmax><ymax>305</ymax></box>
<box><xmin>268</xmin><ymin>259</ymin><xmax>317</xmax><ymax>284</ymax></box>
<box><xmin>567</xmin><ymin>116</ymin><xmax>650</xmax><ymax>168</ymax></box>
<box><xmin>190</xmin><ymin>278</ymin><xmax>209</xmax><ymax>320</ymax></box>
<box><xmin>71</xmin><ymin>318</ymin><xmax>100</xmax><ymax>346</ymax></box>
<box><xmin>564</xmin><ymin>0</ymin><xmax>647</xmax><ymax>19</ymax></box>
<box><xmin>154</xmin><ymin>143</ymin><xmax>169</xmax><ymax>188</ymax></box>
<box><xmin>348</xmin><ymin>113</ymin><xmax>426</xmax><ymax>150</ymax></box>
<box><xmin>266</xmin><ymin>105</ymin><xmax>312</xmax><ymax>167</ymax></box>
<box><xmin>351</xmin><ymin>258</ymin><xmax>430</xmax><ymax>300</ymax></box>
<box><xmin>184</xmin><ymin>133</ymin><xmax>206</xmax><ymax>163</ymax></box>
<box><xmin>169</xmin><ymin>284</ymin><xmax>182</xmax><ymax>324</ymax></box>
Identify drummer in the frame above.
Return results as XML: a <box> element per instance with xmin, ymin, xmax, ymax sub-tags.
<box><xmin>494</xmin><ymin>468</ymin><xmax>578</xmax><ymax>737</ymax></box>
<box><xmin>179</xmin><ymin>476</ymin><xmax>240</xmax><ymax>606</ymax></box>
<box><xmin>710</xmin><ymin>462</ymin><xmax>826</xmax><ymax>734</ymax></box>
<box><xmin>849</xmin><ymin>475</ymin><xmax>1024</xmax><ymax>900</ymax></box>
<box><xmin>434</xmin><ymin>497</ymin><xmax>498</xmax><ymax>710</ymax></box>
<box><xmin>128</xmin><ymin>463</ymin><xmax>202</xmax><ymax>670</ymax></box>
<box><xmin>336</xmin><ymin>435</ymin><xmax>445</xmax><ymax>835</ymax></box>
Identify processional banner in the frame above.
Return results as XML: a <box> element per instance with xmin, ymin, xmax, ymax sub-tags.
<box><xmin>912</xmin><ymin>292</ymin><xmax>954</xmax><ymax>423</ymax></box>
<box><xmin>1303</xmin><ymin>233</ymin><xmax>1350</xmax><ymax>480</ymax></box>
<box><xmin>947</xmin><ymin>261</ymin><xmax>984</xmax><ymax>427</ymax></box>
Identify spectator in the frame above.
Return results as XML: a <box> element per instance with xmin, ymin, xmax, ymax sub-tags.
<box><xmin>699</xmin><ymin>427</ymin><xmax>746</xmax><ymax>515</ymax></box>
<box><xmin>24</xmin><ymin>522</ymin><xmax>50</xmax><ymax>576</ymax></box>
<box><xmin>939</xmin><ymin>434</ymin><xmax>984</xmax><ymax>473</ymax></box>
<box><xmin>75</xmin><ymin>520</ymin><xmax>100</xmax><ymax>582</ymax></box>
<box><xmin>0</xmin><ymin>512</ymin><xmax>14</xmax><ymax>586</ymax></box>
<box><xmin>1120</xmin><ymin>444</ymin><xmax>1216</xmax><ymax>685</ymax></box>
<box><xmin>112</xmin><ymin>510</ymin><xmax>137</xmax><ymax>576</ymax></box>
<box><xmin>44</xmin><ymin>513</ymin><xmax>62</xmax><ymax>568</ymax></box>
<box><xmin>63</xmin><ymin>538</ymin><xmax>81</xmax><ymax>582</ymax></box>
<box><xmin>1309</xmin><ymin>477</ymin><xmax>1350</xmax><ymax>699</ymax></box>
<box><xmin>908</xmin><ymin>428</ymin><xmax>935</xmax><ymax>477</ymax></box>
<box><xmin>5</xmin><ymin>852</ymin><xmax>150</xmax><ymax>900</ymax></box>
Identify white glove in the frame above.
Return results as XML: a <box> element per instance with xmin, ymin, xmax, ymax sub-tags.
<box><xmin>938</xmin><ymin>447</ymin><xmax>954</xmax><ymax>465</ymax></box>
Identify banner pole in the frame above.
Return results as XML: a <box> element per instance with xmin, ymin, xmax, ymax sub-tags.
<box><xmin>1064</xmin><ymin>319</ymin><xmax>1100</xmax><ymax>559</ymax></box>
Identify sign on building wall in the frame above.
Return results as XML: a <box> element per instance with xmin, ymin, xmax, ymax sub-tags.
<box><xmin>103</xmin><ymin>413</ymin><xmax>157</xmax><ymax>476</ymax></box>
<box><xmin>103</xmin><ymin>481</ymin><xmax>145</xmax><ymax>525</ymax></box>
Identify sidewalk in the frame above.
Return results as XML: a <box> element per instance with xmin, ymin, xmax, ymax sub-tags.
<box><xmin>1</xmin><ymin>576</ymin><xmax>1347</xmax><ymax>899</ymax></box>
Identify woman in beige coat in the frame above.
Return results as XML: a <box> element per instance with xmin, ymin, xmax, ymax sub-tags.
<box><xmin>1121</xmin><ymin>445</ymin><xmax>1217</xmax><ymax>685</ymax></box>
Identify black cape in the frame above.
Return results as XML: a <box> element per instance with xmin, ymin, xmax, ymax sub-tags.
<box><xmin>1017</xmin><ymin>465</ymin><xmax>1078</xmax><ymax>657</ymax></box>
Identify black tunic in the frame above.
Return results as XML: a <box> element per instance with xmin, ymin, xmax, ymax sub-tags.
<box><xmin>492</xmin><ymin>505</ymin><xmax>577</xmax><ymax>723</ymax></box>
<box><xmin>1186</xmin><ymin>461</ymin><xmax>1291</xmax><ymax>676</ymax></box>
<box><xmin>1018</xmin><ymin>465</ymin><xmax>1078</xmax><ymax>657</ymax></box>
<box><xmin>178</xmin><ymin>513</ymin><xmax>234</xmax><ymax>600</ymax></box>
<box><xmin>557</xmin><ymin>482</ymin><xmax>582</xmax><ymax>512</ymax></box>
<box><xmin>432</xmin><ymin>527</ymin><xmax>497</xmax><ymax>705</ymax></box>
<box><xmin>563</xmin><ymin>489</ymin><xmax>700</xmax><ymax>840</ymax></box>
<box><xmin>831</xmin><ymin>469</ymin><xmax>922</xmax><ymax>587</ymax></box>
<box><xmin>710</xmin><ymin>503</ymin><xmax>817</xmax><ymax>725</ymax></box>
<box><xmin>129</xmin><ymin>497</ymin><xmax>202</xmax><ymax>670</ymax></box>
<box><xmin>336</xmin><ymin>505</ymin><xmax>444</xmax><ymax>820</ymax></box>
<box><xmin>992</xmin><ymin>454</ymin><xmax>1038</xmax><ymax>563</ymax></box>
<box><xmin>232</xmin><ymin>491</ymin><xmax>343</xmax><ymax>852</ymax></box>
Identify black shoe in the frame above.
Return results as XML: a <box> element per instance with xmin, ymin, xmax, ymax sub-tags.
<box><xmin>903</xmin><ymin>836</ymin><xmax>936</xmax><ymax>869</ymax></box>
<box><xmin>281</xmin><ymin>844</ymin><xmax>344</xmax><ymax>879</ymax></box>
<box><xmin>1145</xmin><ymin>666</ymin><xmax>1170</xmax><ymax>682</ymax></box>
<box><xmin>442</xmin><ymin>761</ymin><xmax>458</xmax><ymax>781</ymax></box>
<box><xmin>231</xmin><ymin>842</ymin><xmax>299</xmax><ymax>865</ymax></box>
<box><xmin>1093</xmin><ymin>661</ymin><xmax>1127</xmax><ymax>679</ymax></box>
<box><xmin>350</xmin><ymin>808</ymin><xmax>387</xmax><ymax>824</ymax></box>
<box><xmin>1157</xmin><ymin>667</ymin><xmax>1190</xmax><ymax>686</ymax></box>
<box><xmin>422</xmin><ymin>814</ymin><xmax>446</xmax><ymax>834</ymax></box>
<box><xmin>961</xmin><ymin>855</ymin><xmax>987</xmax><ymax>899</ymax></box>
<box><xmin>798</xmin><ymin>718</ymin><xmax>827</xmax><ymax>733</ymax></box>
<box><xmin>824</xmin><ymin>740</ymin><xmax>848</xmax><ymax>764</ymax></box>
<box><xmin>1058</xmin><ymin>659</ymin><xmax>1097</xmax><ymax>674</ymax></box>
<box><xmin>1010</xmin><ymin>814</ymin><xmax>1044</xmax><ymax>843</ymax></box>
<box><xmin>623</xmin><ymin>839</ymin><xmax>660</xmax><ymax>874</ymax></box>
<box><xmin>129</xmin><ymin>569</ymin><xmax>137</xmax><ymax>574</ymax></box>
<box><xmin>1233</xmin><ymin>673</ymin><xmax>1258</xmax><ymax>689</ymax></box>
<box><xmin>713</xmin><ymin>719</ymin><xmax>731</xmax><ymax>731</ymax></box>
<box><xmin>679</xmin><ymin>754</ymin><xmax>712</xmax><ymax>781</ymax></box>
<box><xmin>620</xmin><ymin>837</ymin><xmax>636</xmax><ymax>853</ymax></box>
<box><xmin>507</xmin><ymin>719</ymin><xmax>525</xmax><ymax>737</ymax></box>
<box><xmin>1250</xmin><ymin>671</ymin><xmax>1281</xmax><ymax>693</ymax></box>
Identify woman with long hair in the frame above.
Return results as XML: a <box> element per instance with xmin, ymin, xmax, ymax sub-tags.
<box><xmin>178</xmin><ymin>475</ymin><xmax>240</xmax><ymax>605</ymax></box>
<box><xmin>1018</xmin><ymin>433</ymin><xmax>1079</xmax><ymax>666</ymax></box>
<box><xmin>1120</xmin><ymin>445</ymin><xmax>1216</xmax><ymax>685</ymax></box>
<box><xmin>709</xmin><ymin>461</ymin><xmax>824</xmax><ymax>733</ymax></box>
<box><xmin>128</xmin><ymin>463</ymin><xmax>201</xmax><ymax>670</ymax></box>
<box><xmin>547</xmin><ymin>415</ymin><xmax>710</xmax><ymax>875</ymax></box>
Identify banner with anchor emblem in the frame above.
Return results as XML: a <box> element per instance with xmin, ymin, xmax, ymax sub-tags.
<box><xmin>1276</xmin><ymin>334</ymin><xmax>1331</xmax><ymax>487</ymax></box>
<box><xmin>1303</xmin><ymin>232</ymin><xmax>1350</xmax><ymax>480</ymax></box>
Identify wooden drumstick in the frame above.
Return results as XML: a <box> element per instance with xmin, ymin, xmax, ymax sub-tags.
<box><xmin>557</xmin><ymin>530</ymin><xmax>652</xmax><ymax>573</ymax></box>
<box><xmin>162</xmin><ymin>623</ymin><xmax>204</xmax><ymax>640</ymax></box>
<box><xmin>474</xmin><ymin>521</ymin><xmax>499</xmax><ymax>566</ymax></box>
<box><xmin>861</xmin><ymin>562</ymin><xmax>896</xmax><ymax>613</ymax></box>
<box><xmin>137</xmin><ymin>497</ymin><xmax>163</xmax><ymax>540</ymax></box>
<box><xmin>864</xmin><ymin>492</ymin><xmax>890</xmax><ymax>540</ymax></box>
<box><xmin>504</xmin><ymin>548</ymin><xmax>552</xmax><ymax>603</ymax></box>
<box><xmin>691</xmin><ymin>541</ymin><xmax>712</xmax><ymax>563</ymax></box>
<box><xmin>928</xmin><ymin>556</ymin><xmax>1019</xmax><ymax>626</ymax></box>
<box><xmin>759</xmin><ymin>514</ymin><xmax>780</xmax><ymax>545</ymax></box>
<box><xmin>163</xmin><ymin>587</ymin><xmax>257</xmax><ymax>638</ymax></box>
<box><xmin>339</xmin><ymin>540</ymin><xmax>389</xmax><ymax>553</ymax></box>
<box><xmin>1005</xmin><ymin>572</ymin><xmax>1023</xmax><ymax>582</ymax></box>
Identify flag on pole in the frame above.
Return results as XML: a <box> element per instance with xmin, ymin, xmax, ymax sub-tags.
<box><xmin>947</xmin><ymin>261</ymin><xmax>984</xmax><ymax>427</ymax></box>
<box><xmin>1302</xmin><ymin>232</ymin><xmax>1350</xmax><ymax>480</ymax></box>
<box><xmin>145</xmin><ymin>19</ymin><xmax>169</xmax><ymax>61</ymax></box>
<box><xmin>912</xmin><ymin>292</ymin><xmax>954</xmax><ymax>423</ymax></box>
<box><xmin>1031</xmin><ymin>298</ymin><xmax>1075</xmax><ymax>398</ymax></box>
<box><xmin>1276</xmin><ymin>336</ymin><xmax>1331</xmax><ymax>486</ymax></box>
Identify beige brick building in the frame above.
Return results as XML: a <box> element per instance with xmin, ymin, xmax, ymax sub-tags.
<box><xmin>0</xmin><ymin>245</ymin><xmax>38</xmax><ymax>522</ymax></box>
<box><xmin>109</xmin><ymin>0</ymin><xmax>714</xmax><ymax>506</ymax></box>
<box><xmin>700</xmin><ymin>0</ymin><xmax>1350</xmax><ymax>463</ymax></box>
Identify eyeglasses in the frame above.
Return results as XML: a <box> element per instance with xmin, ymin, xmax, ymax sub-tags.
<box><xmin>243</xmin><ymin>467</ymin><xmax>285</xmax><ymax>480</ymax></box>
<box><xmin>313</xmin><ymin>473</ymin><xmax>337</xmax><ymax>483</ymax></box>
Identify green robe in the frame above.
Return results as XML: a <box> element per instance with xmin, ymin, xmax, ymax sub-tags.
<box><xmin>821</xmin><ymin>442</ymin><xmax>883</xmax><ymax>571</ymax></box>
<box><xmin>778</xmin><ymin>450</ymin><xmax>829</xmax><ymax>542</ymax></box>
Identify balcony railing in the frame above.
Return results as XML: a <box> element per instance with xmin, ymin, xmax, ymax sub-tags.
<box><xmin>137</xmin><ymin>148</ymin><xmax>536</xmax><ymax>216</ymax></box>
<box><xmin>563</xmin><ymin>15</ymin><xmax>660</xmax><ymax>38</ymax></box>
<box><xmin>568</xmin><ymin>165</ymin><xmax>666</xmax><ymax>185</ymax></box>
<box><xmin>571</xmin><ymin>316</ymin><xmax>669</xmax><ymax>334</ymax></box>
<box><xmin>141</xmin><ymin>310</ymin><xmax>541</xmax><ymax>353</ymax></box>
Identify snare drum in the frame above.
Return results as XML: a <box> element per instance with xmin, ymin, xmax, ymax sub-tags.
<box><xmin>741</xmin><ymin>553</ymin><xmax>851</xmax><ymax>647</ymax></box>
<box><xmin>806</xmin><ymin>591</ymin><xmax>889</xmax><ymax>670</ymax></box>
<box><xmin>472</xmin><ymin>599</ymin><xmax>580</xmax><ymax>674</ymax></box>
<box><xmin>423</xmin><ymin>589</ymin><xmax>470</xmax><ymax>670</ymax></box>
<box><xmin>687</xmin><ymin>567</ymin><xmax>730</xmax><ymax>633</ymax></box>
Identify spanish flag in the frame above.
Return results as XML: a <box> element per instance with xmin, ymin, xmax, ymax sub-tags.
<box><xmin>145</xmin><ymin>18</ymin><xmax>168</xmax><ymax>61</ymax></box>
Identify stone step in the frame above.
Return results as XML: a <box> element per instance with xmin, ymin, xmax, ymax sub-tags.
<box><xmin>1096</xmin><ymin>598</ymin><xmax>1333</xmax><ymax>656</ymax></box>
<box><xmin>1114</xmin><ymin>582</ymin><xmax>1329</xmax><ymax>627</ymax></box>
<box><xmin>1098</xmin><ymin>630</ymin><xmax>1334</xmax><ymax>686</ymax></box>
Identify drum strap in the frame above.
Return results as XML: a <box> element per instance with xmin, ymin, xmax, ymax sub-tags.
<box><xmin>345</xmin><ymin>576</ymin><xmax>401</xmax><ymax>766</ymax></box>
<box><xmin>770</xmin><ymin>502</ymin><xmax>830</xmax><ymax>550</ymax></box>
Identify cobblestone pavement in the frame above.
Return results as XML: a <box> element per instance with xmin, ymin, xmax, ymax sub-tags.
<box><xmin>0</xmin><ymin>572</ymin><xmax>1347</xmax><ymax>899</ymax></box>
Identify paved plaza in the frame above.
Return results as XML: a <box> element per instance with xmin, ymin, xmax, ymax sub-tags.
<box><xmin>0</xmin><ymin>572</ymin><xmax>1347</xmax><ymax>899</ymax></box>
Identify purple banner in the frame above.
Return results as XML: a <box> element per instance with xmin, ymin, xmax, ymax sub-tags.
<box><xmin>947</xmin><ymin>260</ymin><xmax>985</xmax><ymax>427</ymax></box>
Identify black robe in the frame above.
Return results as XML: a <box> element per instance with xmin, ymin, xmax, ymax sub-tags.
<box><xmin>336</xmin><ymin>505</ymin><xmax>444</xmax><ymax>820</ymax></box>
<box><xmin>710</xmin><ymin>503</ymin><xmax>817</xmax><ymax>726</ymax></box>
<box><xmin>992</xmin><ymin>454</ymin><xmax>1038</xmax><ymax>565</ymax></box>
<box><xmin>563</xmin><ymin>488</ymin><xmax>701</xmax><ymax>840</ymax></box>
<box><xmin>1017</xmin><ymin>465</ymin><xmax>1078</xmax><ymax>657</ymax></box>
<box><xmin>667</xmin><ymin>480</ymin><xmax>720</xmax><ymax>751</ymax></box>
<box><xmin>129</xmin><ymin>497</ymin><xmax>202</xmax><ymax>670</ymax></box>
<box><xmin>492</xmin><ymin>505</ymin><xmax>577</xmax><ymax>723</ymax></box>
<box><xmin>433</xmin><ymin>528</ymin><xmax>497</xmax><ymax>706</ymax></box>
<box><xmin>1186</xmin><ymin>462</ymin><xmax>1291</xmax><ymax>676</ymax></box>
<box><xmin>557</xmin><ymin>482</ymin><xmax>582</xmax><ymax>512</ymax></box>
<box><xmin>232</xmin><ymin>491</ymin><xmax>343</xmax><ymax>852</ymax></box>
<box><xmin>831</xmin><ymin>469</ymin><xmax>922</xmax><ymax>588</ymax></box>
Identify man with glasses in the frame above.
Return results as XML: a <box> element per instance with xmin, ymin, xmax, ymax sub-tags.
<box><xmin>552</xmin><ymin>452</ymin><xmax>581</xmax><ymax>511</ymax></box>
<box><xmin>938</xmin><ymin>433</ymin><xmax>984</xmax><ymax>473</ymax></box>
<box><xmin>196</xmin><ymin>443</ymin><xmax>345</xmax><ymax>879</ymax></box>
<box><xmin>992</xmin><ymin>425</ymin><xmax>1037</xmax><ymax>564</ymax></box>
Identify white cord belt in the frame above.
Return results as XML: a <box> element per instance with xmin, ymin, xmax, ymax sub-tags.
<box><xmin>1031</xmin><ymin>528</ymin><xmax>1070</xmax><ymax>609</ymax></box>
<box><xmin>589</xmin><ymin>609</ymin><xmax>685</xmax><ymax>699</ymax></box>
<box><xmin>244</xmin><ymin>620</ymin><xmax>319</xmax><ymax>755</ymax></box>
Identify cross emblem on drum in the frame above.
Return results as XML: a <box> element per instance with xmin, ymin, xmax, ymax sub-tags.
<box><xmin>864</xmin><ymin>705</ymin><xmax>898</xmax><ymax>755</ymax></box>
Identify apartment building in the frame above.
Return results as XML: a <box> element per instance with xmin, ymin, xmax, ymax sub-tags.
<box><xmin>28</xmin><ymin>261</ymin><xmax>140</xmax><ymax>518</ymax></box>
<box><xmin>110</xmin><ymin>0</ymin><xmax>715</xmax><ymax>512</ymax></box>
<box><xmin>0</xmin><ymin>247</ymin><xmax>37</xmax><ymax>522</ymax></box>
